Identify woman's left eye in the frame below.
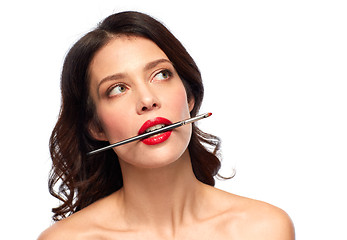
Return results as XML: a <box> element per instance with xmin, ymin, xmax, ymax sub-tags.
<box><xmin>153</xmin><ymin>70</ymin><xmax>172</xmax><ymax>81</ymax></box>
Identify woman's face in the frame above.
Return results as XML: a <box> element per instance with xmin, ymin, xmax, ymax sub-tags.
<box><xmin>88</xmin><ymin>36</ymin><xmax>194</xmax><ymax>168</ymax></box>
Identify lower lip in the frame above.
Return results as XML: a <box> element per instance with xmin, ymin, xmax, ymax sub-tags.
<box><xmin>141</xmin><ymin>131</ymin><xmax>172</xmax><ymax>145</ymax></box>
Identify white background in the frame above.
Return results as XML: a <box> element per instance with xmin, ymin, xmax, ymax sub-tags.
<box><xmin>0</xmin><ymin>0</ymin><xmax>346</xmax><ymax>239</ymax></box>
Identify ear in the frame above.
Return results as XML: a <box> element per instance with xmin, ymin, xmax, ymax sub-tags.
<box><xmin>88</xmin><ymin>121</ymin><xmax>108</xmax><ymax>141</ymax></box>
<box><xmin>188</xmin><ymin>96</ymin><xmax>195</xmax><ymax>112</ymax></box>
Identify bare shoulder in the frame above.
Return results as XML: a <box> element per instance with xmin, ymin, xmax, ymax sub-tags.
<box><xmin>37</xmin><ymin>219</ymin><xmax>73</xmax><ymax>240</ymax></box>
<box><xmin>37</xmin><ymin>209</ymin><xmax>97</xmax><ymax>240</ymax></box>
<box><xmin>237</xmin><ymin>196</ymin><xmax>295</xmax><ymax>239</ymax></box>
<box><xmin>37</xmin><ymin>196</ymin><xmax>113</xmax><ymax>240</ymax></box>
<box><xmin>209</xmin><ymin>187</ymin><xmax>295</xmax><ymax>239</ymax></box>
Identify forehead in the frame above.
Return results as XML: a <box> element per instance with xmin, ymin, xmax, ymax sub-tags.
<box><xmin>89</xmin><ymin>36</ymin><xmax>168</xmax><ymax>78</ymax></box>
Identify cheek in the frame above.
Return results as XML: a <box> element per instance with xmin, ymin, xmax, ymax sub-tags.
<box><xmin>96</xmin><ymin>106</ymin><xmax>134</xmax><ymax>142</ymax></box>
<box><xmin>164</xmin><ymin>83</ymin><xmax>191</xmax><ymax>118</ymax></box>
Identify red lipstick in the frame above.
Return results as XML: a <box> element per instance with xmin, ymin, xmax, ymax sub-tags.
<box><xmin>87</xmin><ymin>113</ymin><xmax>212</xmax><ymax>156</ymax></box>
<box><xmin>138</xmin><ymin>117</ymin><xmax>173</xmax><ymax>145</ymax></box>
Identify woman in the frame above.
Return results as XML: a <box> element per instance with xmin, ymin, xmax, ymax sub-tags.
<box><xmin>39</xmin><ymin>11</ymin><xmax>294</xmax><ymax>239</ymax></box>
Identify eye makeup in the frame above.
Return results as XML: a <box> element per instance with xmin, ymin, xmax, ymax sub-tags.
<box><xmin>104</xmin><ymin>68</ymin><xmax>173</xmax><ymax>98</ymax></box>
<box><xmin>107</xmin><ymin>83</ymin><xmax>128</xmax><ymax>97</ymax></box>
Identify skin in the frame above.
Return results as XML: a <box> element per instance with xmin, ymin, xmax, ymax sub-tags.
<box><xmin>39</xmin><ymin>36</ymin><xmax>295</xmax><ymax>240</ymax></box>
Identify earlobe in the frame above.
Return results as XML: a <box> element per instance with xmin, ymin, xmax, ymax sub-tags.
<box><xmin>88</xmin><ymin>121</ymin><xmax>108</xmax><ymax>141</ymax></box>
<box><xmin>188</xmin><ymin>97</ymin><xmax>195</xmax><ymax>112</ymax></box>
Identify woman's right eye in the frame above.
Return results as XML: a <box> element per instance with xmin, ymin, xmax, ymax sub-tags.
<box><xmin>107</xmin><ymin>84</ymin><xmax>128</xmax><ymax>97</ymax></box>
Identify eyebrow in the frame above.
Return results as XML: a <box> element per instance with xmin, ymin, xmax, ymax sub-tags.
<box><xmin>97</xmin><ymin>58</ymin><xmax>173</xmax><ymax>96</ymax></box>
<box><xmin>143</xmin><ymin>58</ymin><xmax>172</xmax><ymax>72</ymax></box>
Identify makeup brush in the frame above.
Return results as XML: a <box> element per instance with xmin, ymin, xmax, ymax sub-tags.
<box><xmin>87</xmin><ymin>112</ymin><xmax>212</xmax><ymax>156</ymax></box>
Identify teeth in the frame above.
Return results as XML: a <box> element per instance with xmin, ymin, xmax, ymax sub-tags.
<box><xmin>145</xmin><ymin>124</ymin><xmax>166</xmax><ymax>133</ymax></box>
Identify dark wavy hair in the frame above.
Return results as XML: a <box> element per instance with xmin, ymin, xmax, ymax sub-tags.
<box><xmin>49</xmin><ymin>11</ymin><xmax>222</xmax><ymax>221</ymax></box>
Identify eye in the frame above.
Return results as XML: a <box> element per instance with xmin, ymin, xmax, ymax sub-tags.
<box><xmin>152</xmin><ymin>69</ymin><xmax>172</xmax><ymax>82</ymax></box>
<box><xmin>107</xmin><ymin>84</ymin><xmax>128</xmax><ymax>97</ymax></box>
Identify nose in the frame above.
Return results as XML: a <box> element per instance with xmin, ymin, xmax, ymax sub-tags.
<box><xmin>136</xmin><ymin>85</ymin><xmax>161</xmax><ymax>114</ymax></box>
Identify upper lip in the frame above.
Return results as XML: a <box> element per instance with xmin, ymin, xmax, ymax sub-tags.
<box><xmin>138</xmin><ymin>117</ymin><xmax>173</xmax><ymax>135</ymax></box>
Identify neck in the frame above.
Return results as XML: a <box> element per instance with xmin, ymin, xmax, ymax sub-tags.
<box><xmin>117</xmin><ymin>149</ymin><xmax>206</xmax><ymax>234</ymax></box>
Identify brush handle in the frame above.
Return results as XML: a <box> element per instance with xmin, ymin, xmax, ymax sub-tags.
<box><xmin>87</xmin><ymin>112</ymin><xmax>211</xmax><ymax>156</ymax></box>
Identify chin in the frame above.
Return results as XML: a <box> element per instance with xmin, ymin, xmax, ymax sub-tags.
<box><xmin>118</xmin><ymin>134</ymin><xmax>192</xmax><ymax>170</ymax></box>
<box><xmin>124</xmin><ymin>145</ymin><xmax>190</xmax><ymax>169</ymax></box>
<box><xmin>114</xmin><ymin>125</ymin><xmax>192</xmax><ymax>170</ymax></box>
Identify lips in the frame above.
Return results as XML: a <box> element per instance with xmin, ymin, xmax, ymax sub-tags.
<box><xmin>138</xmin><ymin>117</ymin><xmax>173</xmax><ymax>145</ymax></box>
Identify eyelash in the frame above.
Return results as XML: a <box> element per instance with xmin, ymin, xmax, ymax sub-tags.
<box><xmin>106</xmin><ymin>69</ymin><xmax>173</xmax><ymax>97</ymax></box>
<box><xmin>152</xmin><ymin>69</ymin><xmax>173</xmax><ymax>82</ymax></box>
<box><xmin>107</xmin><ymin>83</ymin><xmax>128</xmax><ymax>97</ymax></box>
